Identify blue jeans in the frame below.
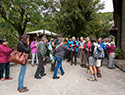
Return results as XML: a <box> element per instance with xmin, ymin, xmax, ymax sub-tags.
<box><xmin>53</xmin><ymin>57</ymin><xmax>64</xmax><ymax>78</ymax></box>
<box><xmin>18</xmin><ymin>63</ymin><xmax>27</xmax><ymax>90</ymax></box>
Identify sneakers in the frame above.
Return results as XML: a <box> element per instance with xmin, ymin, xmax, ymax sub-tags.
<box><xmin>94</xmin><ymin>75</ymin><xmax>98</xmax><ymax>81</ymax></box>
<box><xmin>87</xmin><ymin>76</ymin><xmax>95</xmax><ymax>81</ymax></box>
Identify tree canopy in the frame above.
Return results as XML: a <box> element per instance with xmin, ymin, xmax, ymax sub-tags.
<box><xmin>0</xmin><ymin>0</ymin><xmax>113</xmax><ymax>42</ymax></box>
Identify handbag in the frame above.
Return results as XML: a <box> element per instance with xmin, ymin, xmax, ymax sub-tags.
<box><xmin>9</xmin><ymin>50</ymin><xmax>28</xmax><ymax>65</ymax></box>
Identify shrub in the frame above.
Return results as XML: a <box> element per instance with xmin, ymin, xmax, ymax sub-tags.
<box><xmin>115</xmin><ymin>48</ymin><xmax>123</xmax><ymax>58</ymax></box>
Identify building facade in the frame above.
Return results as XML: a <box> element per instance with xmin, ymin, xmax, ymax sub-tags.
<box><xmin>112</xmin><ymin>0</ymin><xmax>125</xmax><ymax>58</ymax></box>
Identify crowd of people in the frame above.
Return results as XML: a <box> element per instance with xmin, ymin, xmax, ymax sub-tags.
<box><xmin>0</xmin><ymin>34</ymin><xmax>116</xmax><ymax>93</ymax></box>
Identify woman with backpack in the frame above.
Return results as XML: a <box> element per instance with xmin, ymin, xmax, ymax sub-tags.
<box><xmin>88</xmin><ymin>39</ymin><xmax>98</xmax><ymax>81</ymax></box>
<box><xmin>96</xmin><ymin>38</ymin><xmax>106</xmax><ymax>78</ymax></box>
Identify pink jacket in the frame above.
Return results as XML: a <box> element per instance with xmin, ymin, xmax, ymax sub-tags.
<box><xmin>30</xmin><ymin>41</ymin><xmax>38</xmax><ymax>53</ymax></box>
<box><xmin>0</xmin><ymin>44</ymin><xmax>12</xmax><ymax>63</ymax></box>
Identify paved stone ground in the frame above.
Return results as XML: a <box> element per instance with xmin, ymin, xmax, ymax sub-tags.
<box><xmin>115</xmin><ymin>59</ymin><xmax>125</xmax><ymax>72</ymax></box>
<box><xmin>0</xmin><ymin>59</ymin><xmax>125</xmax><ymax>95</ymax></box>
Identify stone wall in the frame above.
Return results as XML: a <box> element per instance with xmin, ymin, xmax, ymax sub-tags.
<box><xmin>122</xmin><ymin>0</ymin><xmax>125</xmax><ymax>58</ymax></box>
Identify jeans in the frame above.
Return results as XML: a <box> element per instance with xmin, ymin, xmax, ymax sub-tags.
<box><xmin>32</xmin><ymin>53</ymin><xmax>38</xmax><ymax>65</ymax></box>
<box><xmin>0</xmin><ymin>62</ymin><xmax>10</xmax><ymax>79</ymax></box>
<box><xmin>53</xmin><ymin>57</ymin><xmax>64</xmax><ymax>78</ymax></box>
<box><xmin>18</xmin><ymin>63</ymin><xmax>27</xmax><ymax>90</ymax></box>
<box><xmin>35</xmin><ymin>54</ymin><xmax>45</xmax><ymax>77</ymax></box>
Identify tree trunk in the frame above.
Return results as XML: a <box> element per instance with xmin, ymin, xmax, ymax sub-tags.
<box><xmin>18</xmin><ymin>29</ymin><xmax>25</xmax><ymax>38</ymax></box>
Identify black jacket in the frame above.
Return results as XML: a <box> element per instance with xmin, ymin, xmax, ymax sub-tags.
<box><xmin>17</xmin><ymin>41</ymin><xmax>30</xmax><ymax>54</ymax></box>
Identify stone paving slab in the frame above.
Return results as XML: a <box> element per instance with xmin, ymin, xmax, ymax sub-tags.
<box><xmin>115</xmin><ymin>59</ymin><xmax>125</xmax><ymax>72</ymax></box>
<box><xmin>0</xmin><ymin>59</ymin><xmax>125</xmax><ymax>95</ymax></box>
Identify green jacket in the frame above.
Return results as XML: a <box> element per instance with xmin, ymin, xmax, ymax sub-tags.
<box><xmin>37</xmin><ymin>41</ymin><xmax>47</xmax><ymax>58</ymax></box>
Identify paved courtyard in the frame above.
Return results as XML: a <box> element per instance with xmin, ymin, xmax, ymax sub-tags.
<box><xmin>0</xmin><ymin>59</ymin><xmax>125</xmax><ymax>95</ymax></box>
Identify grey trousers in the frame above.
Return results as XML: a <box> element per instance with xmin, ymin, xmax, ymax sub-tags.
<box><xmin>35</xmin><ymin>54</ymin><xmax>45</xmax><ymax>77</ymax></box>
<box><xmin>108</xmin><ymin>54</ymin><xmax>115</xmax><ymax>68</ymax></box>
<box><xmin>31</xmin><ymin>53</ymin><xmax>38</xmax><ymax>65</ymax></box>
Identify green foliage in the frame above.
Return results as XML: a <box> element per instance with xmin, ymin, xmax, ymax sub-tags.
<box><xmin>49</xmin><ymin>0</ymin><xmax>105</xmax><ymax>38</ymax></box>
<box><xmin>115</xmin><ymin>48</ymin><xmax>124</xmax><ymax>58</ymax></box>
<box><xmin>0</xmin><ymin>0</ymin><xmax>113</xmax><ymax>49</ymax></box>
<box><xmin>0</xmin><ymin>0</ymin><xmax>46</xmax><ymax>37</ymax></box>
<box><xmin>97</xmin><ymin>12</ymin><xmax>113</xmax><ymax>38</ymax></box>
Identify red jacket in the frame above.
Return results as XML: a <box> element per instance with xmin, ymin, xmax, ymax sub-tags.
<box><xmin>0</xmin><ymin>44</ymin><xmax>12</xmax><ymax>63</ymax></box>
<box><xmin>106</xmin><ymin>44</ymin><xmax>115</xmax><ymax>53</ymax></box>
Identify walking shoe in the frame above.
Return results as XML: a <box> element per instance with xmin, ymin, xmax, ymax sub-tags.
<box><xmin>67</xmin><ymin>60</ymin><xmax>70</xmax><ymax>62</ymax></box>
<box><xmin>97</xmin><ymin>73</ymin><xmax>102</xmax><ymax>78</ymax></box>
<box><xmin>61</xmin><ymin>72</ymin><xmax>65</xmax><ymax>76</ymax></box>
<box><xmin>108</xmin><ymin>67</ymin><xmax>115</xmax><ymax>69</ymax></box>
<box><xmin>18</xmin><ymin>88</ymin><xmax>29</xmax><ymax>93</ymax></box>
<box><xmin>80</xmin><ymin>64</ymin><xmax>84</xmax><ymax>67</ymax></box>
<box><xmin>34</xmin><ymin>76</ymin><xmax>41</xmax><ymax>79</ymax></box>
<box><xmin>0</xmin><ymin>78</ymin><xmax>5</xmax><ymax>81</ymax></box>
<box><xmin>87</xmin><ymin>76</ymin><xmax>95</xmax><ymax>81</ymax></box>
<box><xmin>74</xmin><ymin>62</ymin><xmax>77</xmax><ymax>65</ymax></box>
<box><xmin>71</xmin><ymin>62</ymin><xmax>73</xmax><ymax>65</ymax></box>
<box><xmin>5</xmin><ymin>77</ymin><xmax>13</xmax><ymax>80</ymax></box>
<box><xmin>41</xmin><ymin>73</ymin><xmax>46</xmax><ymax>77</ymax></box>
<box><xmin>53</xmin><ymin>76</ymin><xmax>60</xmax><ymax>79</ymax></box>
<box><xmin>17</xmin><ymin>87</ymin><xmax>27</xmax><ymax>91</ymax></box>
<box><xmin>94</xmin><ymin>75</ymin><xmax>98</xmax><ymax>81</ymax></box>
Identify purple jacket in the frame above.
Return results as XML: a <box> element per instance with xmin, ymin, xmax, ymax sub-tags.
<box><xmin>106</xmin><ymin>44</ymin><xmax>115</xmax><ymax>53</ymax></box>
<box><xmin>30</xmin><ymin>41</ymin><xmax>38</xmax><ymax>53</ymax></box>
<box><xmin>0</xmin><ymin>44</ymin><xmax>12</xmax><ymax>63</ymax></box>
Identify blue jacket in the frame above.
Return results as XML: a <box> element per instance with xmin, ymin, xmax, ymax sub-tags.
<box><xmin>99</xmin><ymin>42</ymin><xmax>106</xmax><ymax>50</ymax></box>
<box><xmin>66</xmin><ymin>40</ymin><xmax>72</xmax><ymax>47</ymax></box>
<box><xmin>71</xmin><ymin>40</ymin><xmax>79</xmax><ymax>52</ymax></box>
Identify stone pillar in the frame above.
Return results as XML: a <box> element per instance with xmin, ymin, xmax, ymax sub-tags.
<box><xmin>121</xmin><ymin>0</ymin><xmax>125</xmax><ymax>58</ymax></box>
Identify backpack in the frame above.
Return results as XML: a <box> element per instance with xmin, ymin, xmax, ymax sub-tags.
<box><xmin>94</xmin><ymin>45</ymin><xmax>105</xmax><ymax>59</ymax></box>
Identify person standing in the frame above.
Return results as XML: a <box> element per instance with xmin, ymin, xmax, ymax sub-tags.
<box><xmin>30</xmin><ymin>37</ymin><xmax>39</xmax><ymax>66</ymax></box>
<box><xmin>53</xmin><ymin>41</ymin><xmax>71</xmax><ymax>79</ymax></box>
<box><xmin>34</xmin><ymin>36</ymin><xmax>47</xmax><ymax>79</ymax></box>
<box><xmin>96</xmin><ymin>38</ymin><xmax>106</xmax><ymax>78</ymax></box>
<box><xmin>51</xmin><ymin>35</ymin><xmax>60</xmax><ymax>71</ymax></box>
<box><xmin>83</xmin><ymin>37</ymin><xmax>92</xmax><ymax>67</ymax></box>
<box><xmin>71</xmin><ymin>37</ymin><xmax>79</xmax><ymax>65</ymax></box>
<box><xmin>106</xmin><ymin>42</ymin><xmax>115</xmax><ymax>69</ymax></box>
<box><xmin>79</xmin><ymin>37</ymin><xmax>86</xmax><ymax>67</ymax></box>
<box><xmin>66</xmin><ymin>38</ymin><xmax>72</xmax><ymax>62</ymax></box>
<box><xmin>88</xmin><ymin>39</ymin><xmax>98</xmax><ymax>81</ymax></box>
<box><xmin>17</xmin><ymin>35</ymin><xmax>30</xmax><ymax>93</ymax></box>
<box><xmin>0</xmin><ymin>39</ymin><xmax>13</xmax><ymax>81</ymax></box>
